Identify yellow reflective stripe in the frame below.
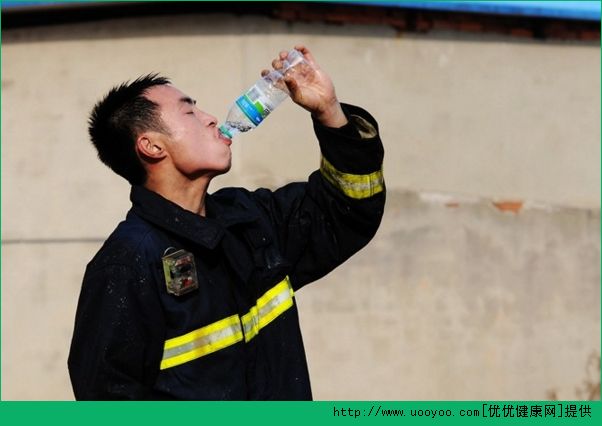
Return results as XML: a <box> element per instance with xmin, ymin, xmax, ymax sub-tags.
<box><xmin>242</xmin><ymin>276</ymin><xmax>294</xmax><ymax>343</ymax></box>
<box><xmin>241</xmin><ymin>306</ymin><xmax>260</xmax><ymax>342</ymax></box>
<box><xmin>255</xmin><ymin>277</ymin><xmax>294</xmax><ymax>333</ymax></box>
<box><xmin>160</xmin><ymin>277</ymin><xmax>295</xmax><ymax>369</ymax></box>
<box><xmin>160</xmin><ymin>314</ymin><xmax>243</xmax><ymax>370</ymax></box>
<box><xmin>320</xmin><ymin>156</ymin><xmax>384</xmax><ymax>199</ymax></box>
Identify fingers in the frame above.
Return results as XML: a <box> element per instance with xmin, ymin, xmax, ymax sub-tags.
<box><xmin>270</xmin><ymin>50</ymin><xmax>288</xmax><ymax>71</ymax></box>
<box><xmin>293</xmin><ymin>44</ymin><xmax>308</xmax><ymax>54</ymax></box>
<box><xmin>271</xmin><ymin>58</ymin><xmax>284</xmax><ymax>71</ymax></box>
<box><xmin>283</xmin><ymin>75</ymin><xmax>299</xmax><ymax>97</ymax></box>
<box><xmin>293</xmin><ymin>44</ymin><xmax>317</xmax><ymax>67</ymax></box>
<box><xmin>261</xmin><ymin>69</ymin><xmax>270</xmax><ymax>77</ymax></box>
<box><xmin>271</xmin><ymin>46</ymin><xmax>316</xmax><ymax>69</ymax></box>
<box><xmin>269</xmin><ymin>45</ymin><xmax>317</xmax><ymax>75</ymax></box>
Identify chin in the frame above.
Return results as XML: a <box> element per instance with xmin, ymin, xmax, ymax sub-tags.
<box><xmin>214</xmin><ymin>162</ymin><xmax>232</xmax><ymax>176</ymax></box>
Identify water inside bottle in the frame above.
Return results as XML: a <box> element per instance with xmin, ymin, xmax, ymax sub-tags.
<box><xmin>219</xmin><ymin>121</ymin><xmax>254</xmax><ymax>139</ymax></box>
<box><xmin>225</xmin><ymin>121</ymin><xmax>254</xmax><ymax>133</ymax></box>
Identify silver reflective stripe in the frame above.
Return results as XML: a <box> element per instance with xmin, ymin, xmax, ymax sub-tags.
<box><xmin>258</xmin><ymin>285</ymin><xmax>292</xmax><ymax>319</ymax></box>
<box><xmin>242</xmin><ymin>307</ymin><xmax>259</xmax><ymax>338</ymax></box>
<box><xmin>242</xmin><ymin>276</ymin><xmax>294</xmax><ymax>342</ymax></box>
<box><xmin>162</xmin><ymin>322</ymin><xmax>242</xmax><ymax>360</ymax></box>
<box><xmin>160</xmin><ymin>314</ymin><xmax>243</xmax><ymax>370</ymax></box>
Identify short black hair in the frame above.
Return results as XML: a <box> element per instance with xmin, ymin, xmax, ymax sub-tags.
<box><xmin>88</xmin><ymin>73</ymin><xmax>171</xmax><ymax>185</ymax></box>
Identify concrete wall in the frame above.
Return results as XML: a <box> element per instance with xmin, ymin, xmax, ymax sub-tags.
<box><xmin>2</xmin><ymin>13</ymin><xmax>599</xmax><ymax>400</ymax></box>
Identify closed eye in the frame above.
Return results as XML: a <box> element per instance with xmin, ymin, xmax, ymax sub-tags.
<box><xmin>179</xmin><ymin>96</ymin><xmax>198</xmax><ymax>115</ymax></box>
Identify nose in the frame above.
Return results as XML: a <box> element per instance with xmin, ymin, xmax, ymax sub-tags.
<box><xmin>200</xmin><ymin>110</ymin><xmax>218</xmax><ymax>127</ymax></box>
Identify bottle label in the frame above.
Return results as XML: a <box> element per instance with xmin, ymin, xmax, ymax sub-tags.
<box><xmin>235</xmin><ymin>87</ymin><xmax>269</xmax><ymax>126</ymax></box>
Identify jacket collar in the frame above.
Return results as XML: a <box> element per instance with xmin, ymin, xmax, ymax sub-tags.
<box><xmin>205</xmin><ymin>188</ymin><xmax>260</xmax><ymax>228</ymax></box>
<box><xmin>130</xmin><ymin>186</ymin><xmax>222</xmax><ymax>249</ymax></box>
<box><xmin>129</xmin><ymin>186</ymin><xmax>258</xmax><ymax>250</ymax></box>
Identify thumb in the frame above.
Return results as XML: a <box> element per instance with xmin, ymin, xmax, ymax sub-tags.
<box><xmin>284</xmin><ymin>75</ymin><xmax>300</xmax><ymax>99</ymax></box>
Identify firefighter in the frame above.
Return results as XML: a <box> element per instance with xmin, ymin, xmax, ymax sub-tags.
<box><xmin>68</xmin><ymin>45</ymin><xmax>385</xmax><ymax>400</ymax></box>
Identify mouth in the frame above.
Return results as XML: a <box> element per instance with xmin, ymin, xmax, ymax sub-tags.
<box><xmin>217</xmin><ymin>129</ymin><xmax>232</xmax><ymax>146</ymax></box>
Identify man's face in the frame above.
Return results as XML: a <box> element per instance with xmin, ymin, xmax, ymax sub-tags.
<box><xmin>145</xmin><ymin>84</ymin><xmax>232</xmax><ymax>179</ymax></box>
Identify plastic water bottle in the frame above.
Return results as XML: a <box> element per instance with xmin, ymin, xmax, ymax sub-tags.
<box><xmin>218</xmin><ymin>49</ymin><xmax>307</xmax><ymax>139</ymax></box>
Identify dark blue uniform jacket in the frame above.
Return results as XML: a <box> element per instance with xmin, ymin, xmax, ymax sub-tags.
<box><xmin>68</xmin><ymin>104</ymin><xmax>385</xmax><ymax>400</ymax></box>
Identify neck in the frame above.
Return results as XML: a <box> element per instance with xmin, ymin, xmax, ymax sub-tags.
<box><xmin>144</xmin><ymin>174</ymin><xmax>211</xmax><ymax>216</ymax></box>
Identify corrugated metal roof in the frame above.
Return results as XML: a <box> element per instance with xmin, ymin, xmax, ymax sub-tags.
<box><xmin>1</xmin><ymin>1</ymin><xmax>97</xmax><ymax>10</ymax></box>
<box><xmin>347</xmin><ymin>1</ymin><xmax>601</xmax><ymax>21</ymax></box>
<box><xmin>2</xmin><ymin>1</ymin><xmax>600</xmax><ymax>21</ymax></box>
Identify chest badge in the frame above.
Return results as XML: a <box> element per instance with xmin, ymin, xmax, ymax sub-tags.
<box><xmin>162</xmin><ymin>248</ymin><xmax>199</xmax><ymax>296</ymax></box>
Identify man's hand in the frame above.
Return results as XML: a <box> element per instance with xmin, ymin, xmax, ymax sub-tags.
<box><xmin>262</xmin><ymin>44</ymin><xmax>348</xmax><ymax>128</ymax></box>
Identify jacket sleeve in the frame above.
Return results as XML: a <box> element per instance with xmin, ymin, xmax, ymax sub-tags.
<box><xmin>68</xmin><ymin>261</ymin><xmax>168</xmax><ymax>400</ymax></box>
<box><xmin>252</xmin><ymin>103</ymin><xmax>385</xmax><ymax>291</ymax></box>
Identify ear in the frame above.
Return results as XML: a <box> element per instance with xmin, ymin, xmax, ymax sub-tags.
<box><xmin>136</xmin><ymin>133</ymin><xmax>167</xmax><ymax>160</ymax></box>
